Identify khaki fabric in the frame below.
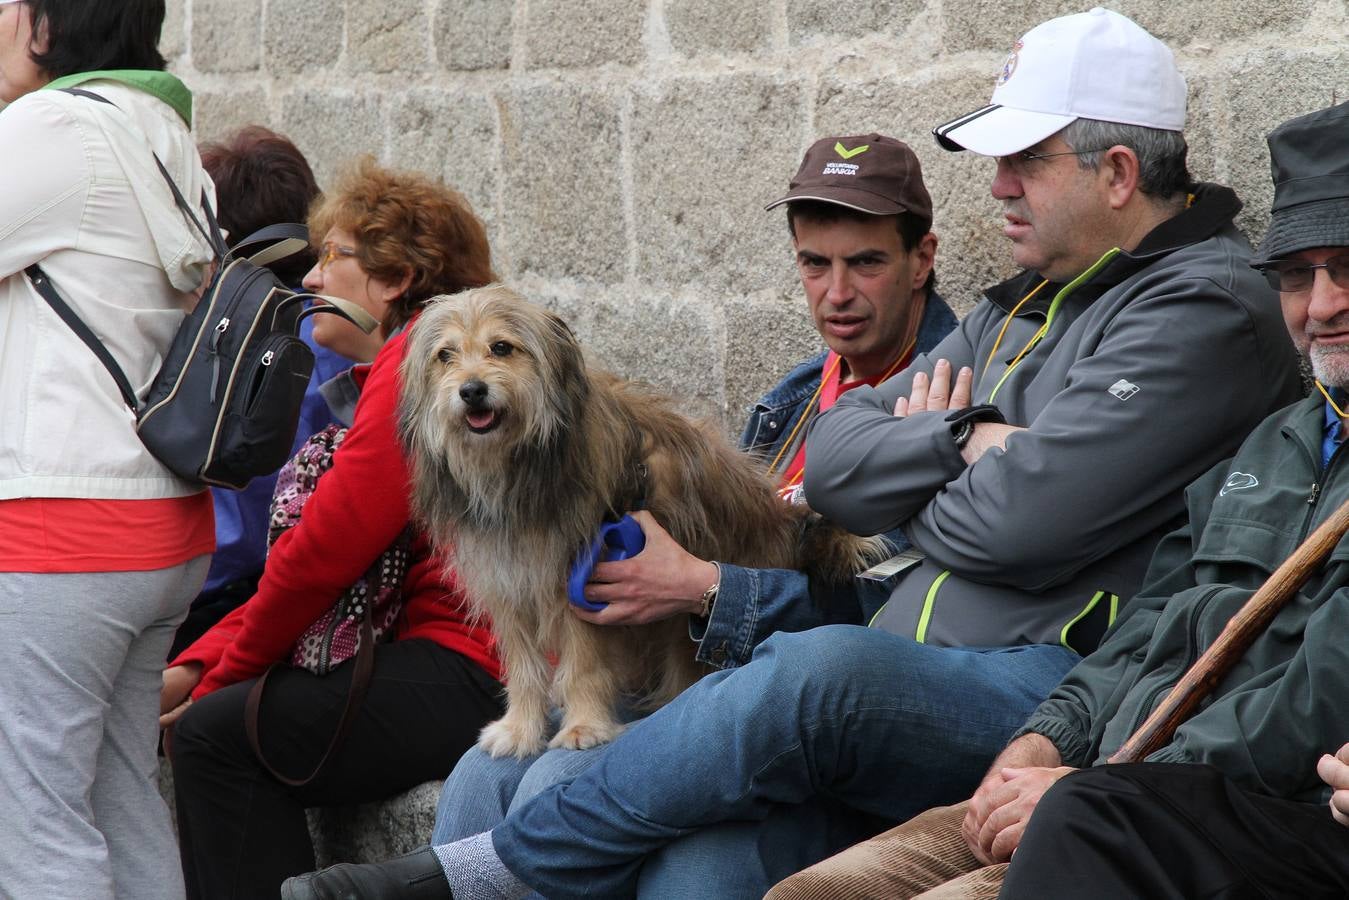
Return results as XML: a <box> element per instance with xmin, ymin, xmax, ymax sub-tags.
<box><xmin>766</xmin><ymin>802</ymin><xmax>1007</xmax><ymax>900</ymax></box>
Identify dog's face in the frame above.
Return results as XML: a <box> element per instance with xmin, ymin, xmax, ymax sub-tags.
<box><xmin>401</xmin><ymin>285</ymin><xmax>589</xmax><ymax>464</ymax></box>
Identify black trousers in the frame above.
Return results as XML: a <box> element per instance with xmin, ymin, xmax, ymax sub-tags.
<box><xmin>1000</xmin><ymin>763</ymin><xmax>1349</xmax><ymax>900</ymax></box>
<box><xmin>169</xmin><ymin>638</ymin><xmax>503</xmax><ymax>900</ymax></box>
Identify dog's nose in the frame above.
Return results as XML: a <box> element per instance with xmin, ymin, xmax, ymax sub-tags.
<box><xmin>459</xmin><ymin>380</ymin><xmax>489</xmax><ymax>408</ymax></box>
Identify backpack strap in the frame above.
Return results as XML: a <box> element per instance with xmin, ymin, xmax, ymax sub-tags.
<box><xmin>61</xmin><ymin>87</ymin><xmax>229</xmax><ymax>260</ymax></box>
<box><xmin>151</xmin><ymin>153</ymin><xmax>230</xmax><ymax>259</ymax></box>
<box><xmin>25</xmin><ymin>265</ymin><xmax>139</xmax><ymax>412</ymax></box>
<box><xmin>232</xmin><ymin>223</ymin><xmax>310</xmax><ymax>269</ymax></box>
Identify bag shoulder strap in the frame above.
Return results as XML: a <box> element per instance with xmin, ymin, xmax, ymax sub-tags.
<box><xmin>243</xmin><ymin>603</ymin><xmax>377</xmax><ymax>788</ymax></box>
<box><xmin>62</xmin><ymin>87</ymin><xmax>229</xmax><ymax>259</ymax></box>
<box><xmin>26</xmin><ymin>265</ymin><xmax>139</xmax><ymax>412</ymax></box>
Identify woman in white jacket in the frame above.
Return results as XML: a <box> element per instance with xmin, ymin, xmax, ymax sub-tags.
<box><xmin>0</xmin><ymin>2</ymin><xmax>216</xmax><ymax>898</ymax></box>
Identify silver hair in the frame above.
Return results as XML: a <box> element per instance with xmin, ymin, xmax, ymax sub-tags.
<box><xmin>1060</xmin><ymin>118</ymin><xmax>1191</xmax><ymax>200</ymax></box>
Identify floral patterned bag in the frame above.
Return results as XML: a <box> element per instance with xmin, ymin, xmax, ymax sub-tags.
<box><xmin>266</xmin><ymin>423</ymin><xmax>412</xmax><ymax>674</ymax></box>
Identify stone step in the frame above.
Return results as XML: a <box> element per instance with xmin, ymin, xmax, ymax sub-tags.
<box><xmin>158</xmin><ymin>758</ymin><xmax>441</xmax><ymax>867</ymax></box>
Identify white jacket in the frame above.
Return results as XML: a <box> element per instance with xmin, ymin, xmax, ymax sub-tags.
<box><xmin>0</xmin><ymin>79</ymin><xmax>216</xmax><ymax>500</ymax></box>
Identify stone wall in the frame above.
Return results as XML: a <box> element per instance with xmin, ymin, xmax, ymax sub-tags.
<box><xmin>165</xmin><ymin>0</ymin><xmax>1349</xmax><ymax>427</ymax></box>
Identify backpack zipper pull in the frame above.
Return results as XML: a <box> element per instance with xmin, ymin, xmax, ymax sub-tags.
<box><xmin>208</xmin><ymin>318</ymin><xmax>230</xmax><ymax>403</ymax></box>
<box><xmin>210</xmin><ymin>317</ymin><xmax>230</xmax><ymax>349</ymax></box>
<box><xmin>261</xmin><ymin>350</ymin><xmax>274</xmax><ymax>366</ymax></box>
<box><xmin>1309</xmin><ymin>482</ymin><xmax>1321</xmax><ymax>505</ymax></box>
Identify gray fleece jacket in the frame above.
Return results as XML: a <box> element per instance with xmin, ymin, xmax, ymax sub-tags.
<box><xmin>804</xmin><ymin>184</ymin><xmax>1303</xmax><ymax>653</ymax></box>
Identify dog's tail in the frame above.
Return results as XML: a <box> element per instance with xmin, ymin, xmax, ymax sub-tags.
<box><xmin>797</xmin><ymin>516</ymin><xmax>893</xmax><ymax>584</ymax></box>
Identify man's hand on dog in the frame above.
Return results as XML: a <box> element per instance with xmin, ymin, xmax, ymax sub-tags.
<box><xmin>893</xmin><ymin>358</ymin><xmax>1024</xmax><ymax>464</ymax></box>
<box><xmin>575</xmin><ymin>510</ymin><xmax>719</xmax><ymax>626</ymax></box>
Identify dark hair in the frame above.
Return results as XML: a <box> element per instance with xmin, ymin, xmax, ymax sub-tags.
<box><xmin>309</xmin><ymin>156</ymin><xmax>497</xmax><ymax>334</ymax></box>
<box><xmin>199</xmin><ymin>126</ymin><xmax>321</xmax><ymax>285</ymax></box>
<box><xmin>25</xmin><ymin>0</ymin><xmax>167</xmax><ymax>78</ymax></box>
<box><xmin>786</xmin><ymin>200</ymin><xmax>936</xmax><ymax>292</ymax></box>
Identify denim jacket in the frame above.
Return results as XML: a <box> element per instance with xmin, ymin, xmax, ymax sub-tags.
<box><xmin>692</xmin><ymin>290</ymin><xmax>958</xmax><ymax>668</ymax></box>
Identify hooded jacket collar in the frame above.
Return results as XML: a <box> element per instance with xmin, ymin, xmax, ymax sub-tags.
<box><xmin>985</xmin><ymin>183</ymin><xmax>1246</xmax><ymax>315</ymax></box>
<box><xmin>44</xmin><ymin>70</ymin><xmax>192</xmax><ymax>125</ymax></box>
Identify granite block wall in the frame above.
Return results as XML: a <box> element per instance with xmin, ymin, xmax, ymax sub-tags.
<box><xmin>166</xmin><ymin>0</ymin><xmax>1349</xmax><ymax>427</ymax></box>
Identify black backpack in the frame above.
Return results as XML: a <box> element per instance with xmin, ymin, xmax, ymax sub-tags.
<box><xmin>27</xmin><ymin>89</ymin><xmax>376</xmax><ymax>490</ymax></box>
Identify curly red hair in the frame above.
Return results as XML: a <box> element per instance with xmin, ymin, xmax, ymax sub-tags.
<box><xmin>308</xmin><ymin>156</ymin><xmax>496</xmax><ymax>333</ymax></box>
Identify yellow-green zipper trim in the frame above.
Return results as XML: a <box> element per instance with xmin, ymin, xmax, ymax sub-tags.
<box><xmin>915</xmin><ymin>570</ymin><xmax>950</xmax><ymax>643</ymax></box>
<box><xmin>1059</xmin><ymin>590</ymin><xmax>1120</xmax><ymax>654</ymax></box>
<box><xmin>989</xmin><ymin>247</ymin><xmax>1122</xmax><ymax>404</ymax></box>
<box><xmin>1059</xmin><ymin>590</ymin><xmax>1105</xmax><ymax>654</ymax></box>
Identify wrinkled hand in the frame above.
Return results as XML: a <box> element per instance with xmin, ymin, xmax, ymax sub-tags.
<box><xmin>894</xmin><ymin>359</ymin><xmax>972</xmax><ymax>417</ymax></box>
<box><xmin>571</xmin><ymin>510</ymin><xmax>719</xmax><ymax>627</ymax></box>
<box><xmin>1317</xmin><ymin>742</ymin><xmax>1349</xmax><ymax>827</ymax></box>
<box><xmin>159</xmin><ymin>663</ymin><xmax>203</xmax><ymax>729</ymax></box>
<box><xmin>963</xmin><ymin>765</ymin><xmax>1075</xmax><ymax>864</ymax></box>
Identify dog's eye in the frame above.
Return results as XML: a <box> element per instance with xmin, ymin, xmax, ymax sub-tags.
<box><xmin>490</xmin><ymin>341</ymin><xmax>514</xmax><ymax>358</ymax></box>
<box><xmin>437</xmin><ymin>347</ymin><xmax>456</xmax><ymax>364</ymax></box>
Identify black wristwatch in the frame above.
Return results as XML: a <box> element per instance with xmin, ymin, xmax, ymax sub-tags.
<box><xmin>946</xmin><ymin>405</ymin><xmax>1007</xmax><ymax>451</ymax></box>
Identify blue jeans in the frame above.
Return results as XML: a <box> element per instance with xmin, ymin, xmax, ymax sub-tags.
<box><xmin>488</xmin><ymin>625</ymin><xmax>1079</xmax><ymax>899</ymax></box>
<box><xmin>433</xmin><ymin>737</ymin><xmax>610</xmax><ymax>845</ymax></box>
<box><xmin>435</xmin><ymin>739</ymin><xmax>873</xmax><ymax>899</ymax></box>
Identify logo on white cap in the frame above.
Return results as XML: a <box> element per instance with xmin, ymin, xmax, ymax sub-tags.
<box><xmin>995</xmin><ymin>40</ymin><xmax>1023</xmax><ymax>87</ymax></box>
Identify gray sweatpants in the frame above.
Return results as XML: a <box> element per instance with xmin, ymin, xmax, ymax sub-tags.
<box><xmin>0</xmin><ymin>558</ymin><xmax>208</xmax><ymax>900</ymax></box>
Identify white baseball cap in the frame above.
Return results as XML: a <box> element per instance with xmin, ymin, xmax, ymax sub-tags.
<box><xmin>933</xmin><ymin>8</ymin><xmax>1186</xmax><ymax>157</ymax></box>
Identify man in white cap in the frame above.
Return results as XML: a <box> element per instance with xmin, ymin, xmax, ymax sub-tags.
<box><xmin>282</xmin><ymin>11</ymin><xmax>1304</xmax><ymax>900</ymax></box>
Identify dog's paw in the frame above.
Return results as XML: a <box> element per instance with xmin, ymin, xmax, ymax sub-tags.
<box><xmin>478</xmin><ymin>717</ymin><xmax>548</xmax><ymax>759</ymax></box>
<box><xmin>548</xmin><ymin>718</ymin><xmax>626</xmax><ymax>751</ymax></box>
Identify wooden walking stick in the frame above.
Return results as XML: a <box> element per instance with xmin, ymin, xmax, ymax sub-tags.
<box><xmin>1110</xmin><ymin>495</ymin><xmax>1349</xmax><ymax>764</ymax></box>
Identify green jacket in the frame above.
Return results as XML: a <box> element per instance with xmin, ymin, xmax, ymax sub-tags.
<box><xmin>1020</xmin><ymin>392</ymin><xmax>1348</xmax><ymax>804</ymax></box>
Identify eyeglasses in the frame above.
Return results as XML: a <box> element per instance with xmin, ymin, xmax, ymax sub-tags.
<box><xmin>1255</xmin><ymin>254</ymin><xmax>1349</xmax><ymax>293</ymax></box>
<box><xmin>998</xmin><ymin>147</ymin><xmax>1112</xmax><ymax>169</ymax></box>
<box><xmin>315</xmin><ymin>242</ymin><xmax>358</xmax><ymax>271</ymax></box>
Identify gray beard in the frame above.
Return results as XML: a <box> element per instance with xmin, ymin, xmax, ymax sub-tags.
<box><xmin>1309</xmin><ymin>344</ymin><xmax>1349</xmax><ymax>389</ymax></box>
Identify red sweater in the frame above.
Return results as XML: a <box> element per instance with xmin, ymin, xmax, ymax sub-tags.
<box><xmin>173</xmin><ymin>329</ymin><xmax>501</xmax><ymax>698</ymax></box>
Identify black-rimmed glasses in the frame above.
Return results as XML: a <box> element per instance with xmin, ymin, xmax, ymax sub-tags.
<box><xmin>1255</xmin><ymin>254</ymin><xmax>1349</xmax><ymax>293</ymax></box>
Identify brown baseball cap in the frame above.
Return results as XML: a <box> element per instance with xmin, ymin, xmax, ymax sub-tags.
<box><xmin>765</xmin><ymin>133</ymin><xmax>933</xmax><ymax>226</ymax></box>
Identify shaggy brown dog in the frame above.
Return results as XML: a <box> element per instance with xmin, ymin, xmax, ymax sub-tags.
<box><xmin>399</xmin><ymin>284</ymin><xmax>885</xmax><ymax>758</ymax></box>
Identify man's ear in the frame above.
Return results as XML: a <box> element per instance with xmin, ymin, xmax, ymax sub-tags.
<box><xmin>911</xmin><ymin>232</ymin><xmax>938</xmax><ymax>290</ymax></box>
<box><xmin>1102</xmin><ymin>146</ymin><xmax>1142</xmax><ymax>211</ymax></box>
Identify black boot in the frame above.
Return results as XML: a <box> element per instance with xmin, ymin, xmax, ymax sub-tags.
<box><xmin>280</xmin><ymin>846</ymin><xmax>454</xmax><ymax>900</ymax></box>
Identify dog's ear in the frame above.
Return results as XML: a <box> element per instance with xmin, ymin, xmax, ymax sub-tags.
<box><xmin>548</xmin><ymin>311</ymin><xmax>578</xmax><ymax>343</ymax></box>
<box><xmin>539</xmin><ymin>312</ymin><xmax>586</xmax><ymax>382</ymax></box>
<box><xmin>397</xmin><ymin>303</ymin><xmax>453</xmax><ymax>461</ymax></box>
<box><xmin>531</xmin><ymin>309</ymin><xmax>590</xmax><ymax>441</ymax></box>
